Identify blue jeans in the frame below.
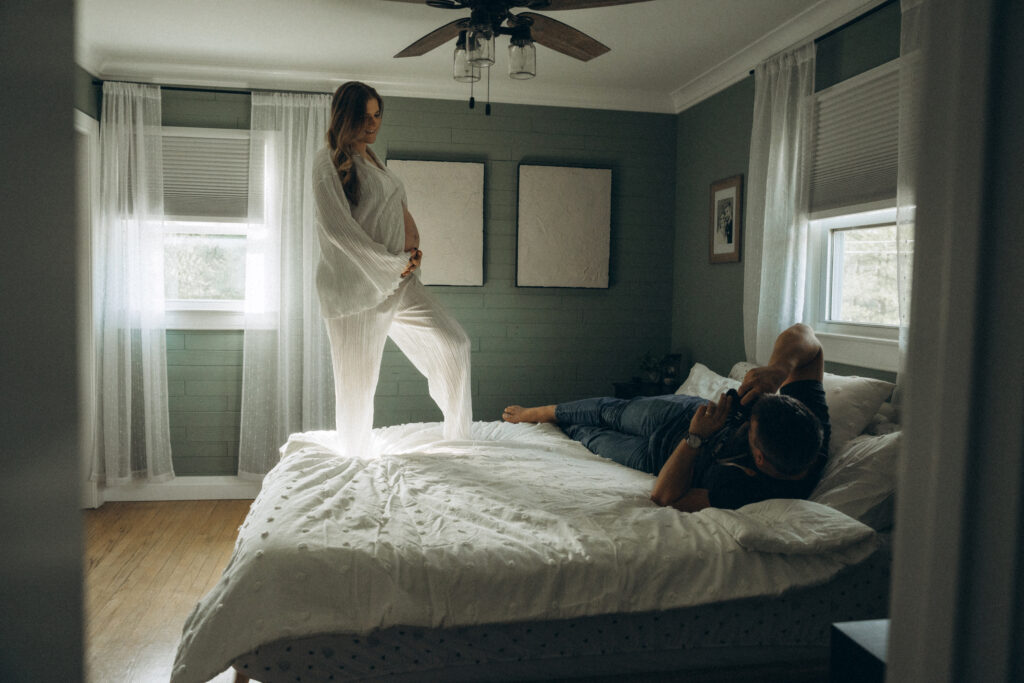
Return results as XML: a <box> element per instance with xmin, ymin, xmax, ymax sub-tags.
<box><xmin>555</xmin><ymin>394</ymin><xmax>706</xmax><ymax>474</ymax></box>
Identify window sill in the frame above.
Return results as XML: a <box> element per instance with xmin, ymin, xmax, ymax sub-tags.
<box><xmin>165</xmin><ymin>309</ymin><xmax>245</xmax><ymax>331</ymax></box>
<box><xmin>817</xmin><ymin>331</ymin><xmax>899</xmax><ymax>373</ymax></box>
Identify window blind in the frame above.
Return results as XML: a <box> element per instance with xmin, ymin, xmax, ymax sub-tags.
<box><xmin>162</xmin><ymin>130</ymin><xmax>251</xmax><ymax>220</ymax></box>
<box><xmin>808</xmin><ymin>62</ymin><xmax>899</xmax><ymax>213</ymax></box>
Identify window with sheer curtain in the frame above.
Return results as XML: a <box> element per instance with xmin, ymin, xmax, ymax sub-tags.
<box><xmin>804</xmin><ymin>61</ymin><xmax>901</xmax><ymax>371</ymax></box>
<box><xmin>161</xmin><ymin>127</ymin><xmax>264</xmax><ymax>330</ymax></box>
<box><xmin>802</xmin><ymin>0</ymin><xmax>922</xmax><ymax>378</ymax></box>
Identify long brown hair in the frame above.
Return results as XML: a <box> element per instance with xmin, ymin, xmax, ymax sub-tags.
<box><xmin>327</xmin><ymin>81</ymin><xmax>383</xmax><ymax>206</ymax></box>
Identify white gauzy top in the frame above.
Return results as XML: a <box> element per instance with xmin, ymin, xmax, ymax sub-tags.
<box><xmin>312</xmin><ymin>145</ymin><xmax>411</xmax><ymax>318</ymax></box>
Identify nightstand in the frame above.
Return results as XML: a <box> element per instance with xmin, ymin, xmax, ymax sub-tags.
<box><xmin>830</xmin><ymin>619</ymin><xmax>888</xmax><ymax>683</ymax></box>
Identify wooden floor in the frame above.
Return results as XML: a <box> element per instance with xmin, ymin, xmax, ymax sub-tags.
<box><xmin>84</xmin><ymin>499</ymin><xmax>252</xmax><ymax>683</ymax></box>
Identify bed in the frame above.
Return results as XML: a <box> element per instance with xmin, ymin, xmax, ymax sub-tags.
<box><xmin>171</xmin><ymin>362</ymin><xmax>900</xmax><ymax>683</ymax></box>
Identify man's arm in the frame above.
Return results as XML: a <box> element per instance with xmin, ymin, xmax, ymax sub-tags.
<box><xmin>737</xmin><ymin>323</ymin><xmax>824</xmax><ymax>406</ymax></box>
<box><xmin>650</xmin><ymin>391</ymin><xmax>732</xmax><ymax>511</ymax></box>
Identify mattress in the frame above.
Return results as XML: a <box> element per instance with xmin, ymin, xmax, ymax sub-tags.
<box><xmin>230</xmin><ymin>539</ymin><xmax>890</xmax><ymax>682</ymax></box>
<box><xmin>172</xmin><ymin>421</ymin><xmax>879</xmax><ymax>683</ymax></box>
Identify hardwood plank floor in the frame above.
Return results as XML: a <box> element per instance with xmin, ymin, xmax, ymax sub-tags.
<box><xmin>84</xmin><ymin>499</ymin><xmax>252</xmax><ymax>683</ymax></box>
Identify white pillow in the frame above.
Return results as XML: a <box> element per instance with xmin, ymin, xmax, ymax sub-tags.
<box><xmin>676</xmin><ymin>362</ymin><xmax>740</xmax><ymax>400</ymax></box>
<box><xmin>728</xmin><ymin>362</ymin><xmax>894</xmax><ymax>454</ymax></box>
<box><xmin>811</xmin><ymin>431</ymin><xmax>901</xmax><ymax>531</ymax></box>
<box><xmin>728</xmin><ymin>361</ymin><xmax>757</xmax><ymax>382</ymax></box>
<box><xmin>819</xmin><ymin>373</ymin><xmax>895</xmax><ymax>454</ymax></box>
<box><xmin>865</xmin><ymin>400</ymin><xmax>900</xmax><ymax>435</ymax></box>
<box><xmin>701</xmin><ymin>498</ymin><xmax>876</xmax><ymax>555</ymax></box>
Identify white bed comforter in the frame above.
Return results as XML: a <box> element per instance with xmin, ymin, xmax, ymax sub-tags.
<box><xmin>172</xmin><ymin>421</ymin><xmax>877</xmax><ymax>683</ymax></box>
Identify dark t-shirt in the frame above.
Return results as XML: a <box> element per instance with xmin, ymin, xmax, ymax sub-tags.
<box><xmin>687</xmin><ymin>380</ymin><xmax>831</xmax><ymax>510</ymax></box>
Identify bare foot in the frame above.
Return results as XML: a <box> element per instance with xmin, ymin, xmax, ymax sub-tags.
<box><xmin>502</xmin><ymin>405</ymin><xmax>557</xmax><ymax>424</ymax></box>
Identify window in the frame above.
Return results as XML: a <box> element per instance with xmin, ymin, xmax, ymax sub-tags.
<box><xmin>808</xmin><ymin>204</ymin><xmax>899</xmax><ymax>332</ymax></box>
<box><xmin>162</xmin><ymin>127</ymin><xmax>262</xmax><ymax>329</ymax></box>
<box><xmin>805</xmin><ymin>61</ymin><xmax>901</xmax><ymax>371</ymax></box>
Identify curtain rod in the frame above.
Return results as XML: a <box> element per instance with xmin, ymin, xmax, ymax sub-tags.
<box><xmin>92</xmin><ymin>77</ymin><xmax>333</xmax><ymax>97</ymax></box>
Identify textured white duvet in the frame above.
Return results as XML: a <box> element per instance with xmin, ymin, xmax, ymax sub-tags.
<box><xmin>172</xmin><ymin>421</ymin><xmax>877</xmax><ymax>683</ymax></box>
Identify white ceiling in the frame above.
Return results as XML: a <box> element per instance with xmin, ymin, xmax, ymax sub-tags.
<box><xmin>76</xmin><ymin>0</ymin><xmax>882</xmax><ymax>113</ymax></box>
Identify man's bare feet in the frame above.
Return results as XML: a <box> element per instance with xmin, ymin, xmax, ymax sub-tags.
<box><xmin>502</xmin><ymin>405</ymin><xmax>557</xmax><ymax>424</ymax></box>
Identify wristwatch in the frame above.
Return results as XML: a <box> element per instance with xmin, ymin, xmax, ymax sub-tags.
<box><xmin>686</xmin><ymin>433</ymin><xmax>703</xmax><ymax>449</ymax></box>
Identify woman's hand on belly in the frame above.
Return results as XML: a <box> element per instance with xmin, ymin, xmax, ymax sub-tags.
<box><xmin>401</xmin><ymin>248</ymin><xmax>422</xmax><ymax>278</ymax></box>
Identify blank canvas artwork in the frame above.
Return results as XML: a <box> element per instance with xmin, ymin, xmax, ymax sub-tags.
<box><xmin>517</xmin><ymin>165</ymin><xmax>611</xmax><ymax>288</ymax></box>
<box><xmin>387</xmin><ymin>159</ymin><xmax>484</xmax><ymax>286</ymax></box>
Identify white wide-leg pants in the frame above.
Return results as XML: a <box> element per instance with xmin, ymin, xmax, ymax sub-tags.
<box><xmin>324</xmin><ymin>277</ymin><xmax>472</xmax><ymax>455</ymax></box>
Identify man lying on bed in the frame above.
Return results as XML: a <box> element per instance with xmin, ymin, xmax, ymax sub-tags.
<box><xmin>502</xmin><ymin>323</ymin><xmax>830</xmax><ymax>512</ymax></box>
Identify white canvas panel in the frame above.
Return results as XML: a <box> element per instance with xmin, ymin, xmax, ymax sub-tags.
<box><xmin>387</xmin><ymin>159</ymin><xmax>484</xmax><ymax>286</ymax></box>
<box><xmin>517</xmin><ymin>165</ymin><xmax>611</xmax><ymax>288</ymax></box>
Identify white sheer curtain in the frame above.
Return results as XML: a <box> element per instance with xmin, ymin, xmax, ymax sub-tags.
<box><xmin>238</xmin><ymin>91</ymin><xmax>333</xmax><ymax>479</ymax></box>
<box><xmin>93</xmin><ymin>82</ymin><xmax>174</xmax><ymax>485</ymax></box>
<box><xmin>742</xmin><ymin>43</ymin><xmax>816</xmax><ymax>364</ymax></box>
<box><xmin>895</xmin><ymin>0</ymin><xmax>926</xmax><ymax>392</ymax></box>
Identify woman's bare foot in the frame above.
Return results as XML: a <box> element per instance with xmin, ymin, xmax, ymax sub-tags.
<box><xmin>502</xmin><ymin>405</ymin><xmax>558</xmax><ymax>424</ymax></box>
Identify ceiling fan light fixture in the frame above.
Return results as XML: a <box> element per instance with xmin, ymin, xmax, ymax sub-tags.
<box><xmin>508</xmin><ymin>36</ymin><xmax>536</xmax><ymax>80</ymax></box>
<box><xmin>466</xmin><ymin>28</ymin><xmax>495</xmax><ymax>67</ymax></box>
<box><xmin>453</xmin><ymin>31</ymin><xmax>481</xmax><ymax>82</ymax></box>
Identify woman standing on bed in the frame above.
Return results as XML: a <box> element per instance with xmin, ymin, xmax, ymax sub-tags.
<box><xmin>313</xmin><ymin>81</ymin><xmax>472</xmax><ymax>454</ymax></box>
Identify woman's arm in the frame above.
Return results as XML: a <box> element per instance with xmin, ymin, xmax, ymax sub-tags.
<box><xmin>402</xmin><ymin>205</ymin><xmax>420</xmax><ymax>252</ymax></box>
<box><xmin>312</xmin><ymin>157</ymin><xmax>409</xmax><ymax>279</ymax></box>
<box><xmin>400</xmin><ymin>205</ymin><xmax>422</xmax><ymax>278</ymax></box>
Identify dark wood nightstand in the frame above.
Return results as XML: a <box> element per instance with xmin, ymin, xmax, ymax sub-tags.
<box><xmin>613</xmin><ymin>380</ymin><xmax>678</xmax><ymax>399</ymax></box>
<box><xmin>830</xmin><ymin>619</ymin><xmax>888</xmax><ymax>683</ymax></box>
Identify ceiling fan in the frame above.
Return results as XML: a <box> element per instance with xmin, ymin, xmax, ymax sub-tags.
<box><xmin>385</xmin><ymin>0</ymin><xmax>655</xmax><ymax>66</ymax></box>
<box><xmin>382</xmin><ymin>0</ymin><xmax>655</xmax><ymax>106</ymax></box>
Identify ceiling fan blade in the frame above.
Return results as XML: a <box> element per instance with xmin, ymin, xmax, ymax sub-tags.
<box><xmin>394</xmin><ymin>17</ymin><xmax>470</xmax><ymax>58</ymax></box>
<box><xmin>522</xmin><ymin>0</ymin><xmax>655</xmax><ymax>10</ymax></box>
<box><xmin>517</xmin><ymin>12</ymin><xmax>609</xmax><ymax>61</ymax></box>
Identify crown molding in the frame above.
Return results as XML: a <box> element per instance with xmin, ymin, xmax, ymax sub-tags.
<box><xmin>85</xmin><ymin>55</ymin><xmax>677</xmax><ymax>114</ymax></box>
<box><xmin>79</xmin><ymin>0</ymin><xmax>889</xmax><ymax>118</ymax></box>
<box><xmin>669</xmin><ymin>0</ymin><xmax>890</xmax><ymax>113</ymax></box>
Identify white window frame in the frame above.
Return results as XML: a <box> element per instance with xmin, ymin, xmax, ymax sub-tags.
<box><xmin>162</xmin><ymin>224</ymin><xmax>249</xmax><ymax>330</ymax></box>
<box><xmin>807</xmin><ymin>200</ymin><xmax>899</xmax><ymax>372</ymax></box>
<box><xmin>161</xmin><ymin>127</ymin><xmax>256</xmax><ymax>331</ymax></box>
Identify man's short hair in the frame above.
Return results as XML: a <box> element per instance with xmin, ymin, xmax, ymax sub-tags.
<box><xmin>751</xmin><ymin>394</ymin><xmax>823</xmax><ymax>476</ymax></box>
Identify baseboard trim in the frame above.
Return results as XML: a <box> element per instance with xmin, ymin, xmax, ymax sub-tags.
<box><xmin>101</xmin><ymin>475</ymin><xmax>261</xmax><ymax>502</ymax></box>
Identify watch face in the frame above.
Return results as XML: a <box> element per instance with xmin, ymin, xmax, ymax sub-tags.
<box><xmin>687</xmin><ymin>434</ymin><xmax>702</xmax><ymax>448</ymax></box>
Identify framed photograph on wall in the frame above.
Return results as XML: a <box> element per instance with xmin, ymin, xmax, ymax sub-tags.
<box><xmin>516</xmin><ymin>164</ymin><xmax>612</xmax><ymax>288</ymax></box>
<box><xmin>709</xmin><ymin>175</ymin><xmax>742</xmax><ymax>264</ymax></box>
<box><xmin>386</xmin><ymin>159</ymin><xmax>484</xmax><ymax>286</ymax></box>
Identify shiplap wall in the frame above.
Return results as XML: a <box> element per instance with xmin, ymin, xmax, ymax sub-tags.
<box><xmin>162</xmin><ymin>90</ymin><xmax>678</xmax><ymax>475</ymax></box>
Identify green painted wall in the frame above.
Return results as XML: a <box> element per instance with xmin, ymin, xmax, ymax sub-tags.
<box><xmin>100</xmin><ymin>0</ymin><xmax>901</xmax><ymax>475</ymax></box>
<box><xmin>161</xmin><ymin>87</ymin><xmax>251</xmax><ymax>129</ymax></box>
<box><xmin>162</xmin><ymin>90</ymin><xmax>677</xmax><ymax>475</ymax></box>
<box><xmin>671</xmin><ymin>1</ymin><xmax>901</xmax><ymax>380</ymax></box>
<box><xmin>816</xmin><ymin>0</ymin><xmax>901</xmax><ymax>91</ymax></box>
<box><xmin>376</xmin><ymin>97</ymin><xmax>677</xmax><ymax>425</ymax></box>
<box><xmin>671</xmin><ymin>77</ymin><xmax>754</xmax><ymax>376</ymax></box>
<box><xmin>166</xmin><ymin>331</ymin><xmax>243</xmax><ymax>475</ymax></box>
